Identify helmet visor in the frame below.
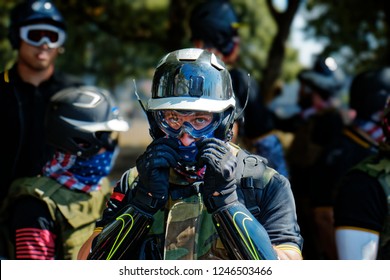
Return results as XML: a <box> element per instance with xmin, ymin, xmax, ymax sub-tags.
<box><xmin>20</xmin><ymin>24</ymin><xmax>66</xmax><ymax>48</ymax></box>
<box><xmin>154</xmin><ymin>110</ymin><xmax>221</xmax><ymax>139</ymax></box>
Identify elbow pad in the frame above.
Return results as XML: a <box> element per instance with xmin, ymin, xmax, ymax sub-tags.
<box><xmin>88</xmin><ymin>204</ymin><xmax>153</xmax><ymax>260</ymax></box>
<box><xmin>212</xmin><ymin>202</ymin><xmax>278</xmax><ymax>260</ymax></box>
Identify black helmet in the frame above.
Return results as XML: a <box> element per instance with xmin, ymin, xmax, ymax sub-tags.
<box><xmin>189</xmin><ymin>0</ymin><xmax>239</xmax><ymax>56</ymax></box>
<box><xmin>45</xmin><ymin>86</ymin><xmax>129</xmax><ymax>158</ymax></box>
<box><xmin>9</xmin><ymin>0</ymin><xmax>66</xmax><ymax>49</ymax></box>
<box><xmin>146</xmin><ymin>48</ymin><xmax>236</xmax><ymax>141</ymax></box>
<box><xmin>350</xmin><ymin>67</ymin><xmax>390</xmax><ymax>120</ymax></box>
<box><xmin>298</xmin><ymin>56</ymin><xmax>345</xmax><ymax>100</ymax></box>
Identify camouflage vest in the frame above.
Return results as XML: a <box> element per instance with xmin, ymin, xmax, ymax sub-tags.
<box><xmin>125</xmin><ymin>148</ymin><xmax>276</xmax><ymax>260</ymax></box>
<box><xmin>0</xmin><ymin>176</ymin><xmax>111</xmax><ymax>259</ymax></box>
<box><xmin>352</xmin><ymin>156</ymin><xmax>390</xmax><ymax>259</ymax></box>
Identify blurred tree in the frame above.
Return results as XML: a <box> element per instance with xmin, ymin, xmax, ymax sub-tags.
<box><xmin>55</xmin><ymin>0</ymin><xmax>171</xmax><ymax>89</ymax></box>
<box><xmin>0</xmin><ymin>0</ymin><xmax>301</xmax><ymax>97</ymax></box>
<box><xmin>304</xmin><ymin>0</ymin><xmax>390</xmax><ymax>74</ymax></box>
<box><xmin>0</xmin><ymin>0</ymin><xmax>17</xmax><ymax>71</ymax></box>
<box><xmin>261</xmin><ymin>0</ymin><xmax>300</xmax><ymax>104</ymax></box>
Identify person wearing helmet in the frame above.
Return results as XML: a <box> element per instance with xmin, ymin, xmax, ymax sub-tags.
<box><xmin>78</xmin><ymin>48</ymin><xmax>302</xmax><ymax>260</ymax></box>
<box><xmin>0</xmin><ymin>86</ymin><xmax>129</xmax><ymax>260</ymax></box>
<box><xmin>334</xmin><ymin>95</ymin><xmax>390</xmax><ymax>259</ymax></box>
<box><xmin>334</xmin><ymin>67</ymin><xmax>390</xmax><ymax>259</ymax></box>
<box><xmin>302</xmin><ymin>67</ymin><xmax>390</xmax><ymax>260</ymax></box>
<box><xmin>323</xmin><ymin>67</ymin><xmax>390</xmax><ymax>195</ymax></box>
<box><xmin>189</xmin><ymin>0</ymin><xmax>289</xmax><ymax>178</ymax></box>
<box><xmin>280</xmin><ymin>56</ymin><xmax>348</xmax><ymax>259</ymax></box>
<box><xmin>0</xmin><ymin>0</ymin><xmax>83</xmax><ymax>204</ymax></box>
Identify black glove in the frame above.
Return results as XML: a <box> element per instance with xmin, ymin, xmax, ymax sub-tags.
<box><xmin>196</xmin><ymin>138</ymin><xmax>238</xmax><ymax>212</ymax></box>
<box><xmin>132</xmin><ymin>137</ymin><xmax>180</xmax><ymax>214</ymax></box>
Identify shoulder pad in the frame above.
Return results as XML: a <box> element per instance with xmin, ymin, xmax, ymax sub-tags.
<box><xmin>235</xmin><ymin>150</ymin><xmax>276</xmax><ymax>188</ymax></box>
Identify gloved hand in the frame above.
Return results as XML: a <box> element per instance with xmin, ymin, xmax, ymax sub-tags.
<box><xmin>196</xmin><ymin>138</ymin><xmax>238</xmax><ymax>212</ymax></box>
<box><xmin>132</xmin><ymin>137</ymin><xmax>180</xmax><ymax>214</ymax></box>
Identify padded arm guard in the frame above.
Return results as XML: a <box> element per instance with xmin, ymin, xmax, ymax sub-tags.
<box><xmin>88</xmin><ymin>204</ymin><xmax>153</xmax><ymax>260</ymax></box>
<box><xmin>212</xmin><ymin>202</ymin><xmax>278</xmax><ymax>260</ymax></box>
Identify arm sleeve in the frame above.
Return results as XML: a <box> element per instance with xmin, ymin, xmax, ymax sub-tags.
<box><xmin>96</xmin><ymin>169</ymin><xmax>134</xmax><ymax>228</ymax></box>
<box><xmin>257</xmin><ymin>173</ymin><xmax>304</xmax><ymax>252</ymax></box>
<box><xmin>335</xmin><ymin>228</ymin><xmax>379</xmax><ymax>259</ymax></box>
<box><xmin>11</xmin><ymin>196</ymin><xmax>56</xmax><ymax>260</ymax></box>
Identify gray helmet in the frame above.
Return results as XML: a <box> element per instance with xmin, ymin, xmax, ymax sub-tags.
<box><xmin>9</xmin><ymin>0</ymin><xmax>66</xmax><ymax>49</ymax></box>
<box><xmin>45</xmin><ymin>86</ymin><xmax>129</xmax><ymax>158</ymax></box>
<box><xmin>146</xmin><ymin>48</ymin><xmax>236</xmax><ymax>141</ymax></box>
<box><xmin>350</xmin><ymin>67</ymin><xmax>390</xmax><ymax>120</ymax></box>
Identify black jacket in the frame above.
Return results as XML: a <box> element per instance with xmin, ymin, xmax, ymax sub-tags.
<box><xmin>0</xmin><ymin>64</ymin><xmax>83</xmax><ymax>202</ymax></box>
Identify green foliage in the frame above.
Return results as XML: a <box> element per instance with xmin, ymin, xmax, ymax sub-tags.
<box><xmin>54</xmin><ymin>0</ymin><xmax>171</xmax><ymax>88</ymax></box>
<box><xmin>233</xmin><ymin>0</ymin><xmax>277</xmax><ymax>81</ymax></box>
<box><xmin>0</xmin><ymin>0</ymin><xmax>16</xmax><ymax>70</ymax></box>
<box><xmin>0</xmin><ymin>0</ymin><xmax>302</xmax><ymax>90</ymax></box>
<box><xmin>304</xmin><ymin>0</ymin><xmax>389</xmax><ymax>75</ymax></box>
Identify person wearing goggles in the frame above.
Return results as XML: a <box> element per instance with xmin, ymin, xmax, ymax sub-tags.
<box><xmin>79</xmin><ymin>48</ymin><xmax>303</xmax><ymax>261</ymax></box>
<box><xmin>1</xmin><ymin>0</ymin><xmax>84</xmax><ymax>205</ymax></box>
<box><xmin>189</xmin><ymin>0</ymin><xmax>290</xmax><ymax>194</ymax></box>
<box><xmin>155</xmin><ymin>110</ymin><xmax>221</xmax><ymax>151</ymax></box>
<box><xmin>154</xmin><ymin>110</ymin><xmax>223</xmax><ymax>177</ymax></box>
<box><xmin>20</xmin><ymin>23</ymin><xmax>66</xmax><ymax>49</ymax></box>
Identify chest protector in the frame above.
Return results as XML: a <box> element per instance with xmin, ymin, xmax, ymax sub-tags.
<box><xmin>125</xmin><ymin>149</ymin><xmax>276</xmax><ymax>260</ymax></box>
<box><xmin>0</xmin><ymin>176</ymin><xmax>111</xmax><ymax>259</ymax></box>
<box><xmin>352</xmin><ymin>156</ymin><xmax>390</xmax><ymax>259</ymax></box>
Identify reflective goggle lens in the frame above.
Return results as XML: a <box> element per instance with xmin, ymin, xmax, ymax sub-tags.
<box><xmin>154</xmin><ymin>110</ymin><xmax>221</xmax><ymax>139</ymax></box>
<box><xmin>20</xmin><ymin>24</ymin><xmax>66</xmax><ymax>48</ymax></box>
<box><xmin>27</xmin><ymin>29</ymin><xmax>59</xmax><ymax>43</ymax></box>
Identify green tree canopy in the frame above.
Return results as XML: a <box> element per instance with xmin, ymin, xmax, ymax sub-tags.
<box><xmin>0</xmin><ymin>0</ymin><xmax>302</xmax><ymax>95</ymax></box>
<box><xmin>304</xmin><ymin>0</ymin><xmax>390</xmax><ymax>74</ymax></box>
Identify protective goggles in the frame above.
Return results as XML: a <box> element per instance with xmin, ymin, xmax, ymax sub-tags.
<box><xmin>20</xmin><ymin>24</ymin><xmax>66</xmax><ymax>48</ymax></box>
<box><xmin>154</xmin><ymin>110</ymin><xmax>222</xmax><ymax>139</ymax></box>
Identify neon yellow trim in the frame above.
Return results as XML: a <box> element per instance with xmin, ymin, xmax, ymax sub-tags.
<box><xmin>106</xmin><ymin>213</ymin><xmax>135</xmax><ymax>260</ymax></box>
<box><xmin>343</xmin><ymin>129</ymin><xmax>374</xmax><ymax>149</ymax></box>
<box><xmin>93</xmin><ymin>227</ymin><xmax>103</xmax><ymax>233</ymax></box>
<box><xmin>4</xmin><ymin>70</ymin><xmax>9</xmax><ymax>83</ymax></box>
<box><xmin>335</xmin><ymin>226</ymin><xmax>380</xmax><ymax>235</ymax></box>
<box><xmin>233</xmin><ymin>211</ymin><xmax>260</xmax><ymax>260</ymax></box>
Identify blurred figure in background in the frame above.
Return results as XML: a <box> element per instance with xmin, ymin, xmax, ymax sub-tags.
<box><xmin>189</xmin><ymin>0</ymin><xmax>289</xmax><ymax>178</ymax></box>
<box><xmin>0</xmin><ymin>86</ymin><xmax>129</xmax><ymax>259</ymax></box>
<box><xmin>0</xmin><ymin>0</ymin><xmax>83</xmax><ymax>204</ymax></box>
<box><xmin>281</xmin><ymin>56</ymin><xmax>347</xmax><ymax>259</ymax></box>
<box><xmin>334</xmin><ymin>90</ymin><xmax>390</xmax><ymax>259</ymax></box>
<box><xmin>333</xmin><ymin>67</ymin><xmax>390</xmax><ymax>259</ymax></box>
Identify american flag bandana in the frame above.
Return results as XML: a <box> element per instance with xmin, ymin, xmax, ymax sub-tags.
<box><xmin>42</xmin><ymin>150</ymin><xmax>114</xmax><ymax>193</ymax></box>
<box><xmin>355</xmin><ymin>114</ymin><xmax>384</xmax><ymax>144</ymax></box>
